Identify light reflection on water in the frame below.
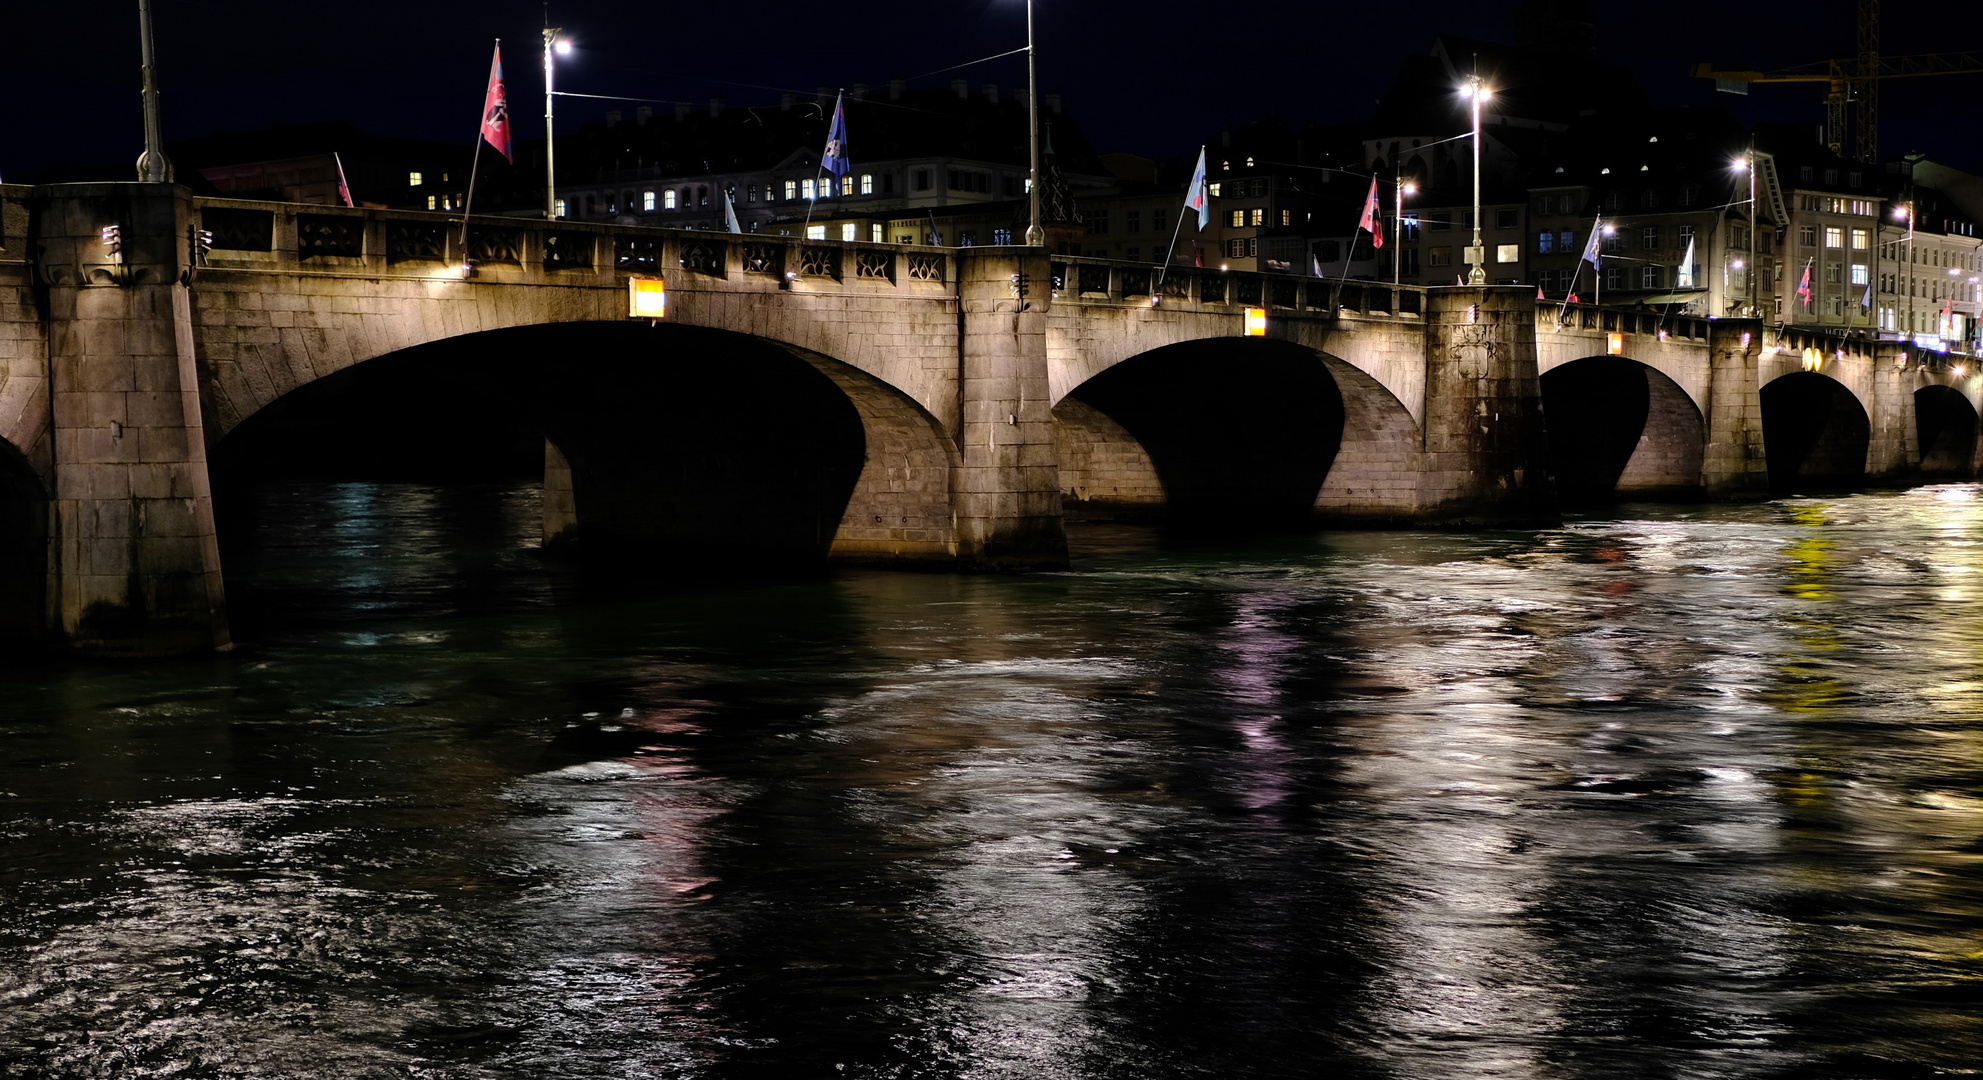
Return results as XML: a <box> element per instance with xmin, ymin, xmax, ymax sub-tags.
<box><xmin>2</xmin><ymin>480</ymin><xmax>1982</xmax><ymax>1077</ymax></box>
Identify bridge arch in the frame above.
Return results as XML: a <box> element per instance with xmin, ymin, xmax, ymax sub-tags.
<box><xmin>1053</xmin><ymin>336</ymin><xmax>1420</xmax><ymax>525</ymax></box>
<box><xmin>0</xmin><ymin>437</ymin><xmax>47</xmax><ymax>642</ymax></box>
<box><xmin>210</xmin><ymin>321</ymin><xmax>960</xmax><ymax>565</ymax></box>
<box><xmin>1914</xmin><ymin>384</ymin><xmax>1978</xmax><ymax>477</ymax></box>
<box><xmin>1760</xmin><ymin>371</ymin><xmax>1872</xmax><ymax>493</ymax></box>
<box><xmin>1539</xmin><ymin>356</ymin><xmax>1705</xmax><ymax>503</ymax></box>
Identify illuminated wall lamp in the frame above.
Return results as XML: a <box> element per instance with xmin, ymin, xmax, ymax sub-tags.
<box><xmin>1606</xmin><ymin>331</ymin><xmax>1624</xmax><ymax>355</ymax></box>
<box><xmin>1243</xmin><ymin>307</ymin><xmax>1268</xmax><ymax>336</ymax></box>
<box><xmin>628</xmin><ymin>277</ymin><xmax>666</xmax><ymax>319</ymax></box>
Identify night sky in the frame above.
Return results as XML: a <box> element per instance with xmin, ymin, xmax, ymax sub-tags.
<box><xmin>3</xmin><ymin>0</ymin><xmax>1978</xmax><ymax>184</ymax></box>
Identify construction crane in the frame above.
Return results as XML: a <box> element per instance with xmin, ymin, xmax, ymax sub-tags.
<box><xmin>1694</xmin><ymin>1</ymin><xmax>1983</xmax><ymax>163</ymax></box>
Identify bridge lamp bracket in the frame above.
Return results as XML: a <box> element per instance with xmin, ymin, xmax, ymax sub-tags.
<box><xmin>1606</xmin><ymin>331</ymin><xmax>1625</xmax><ymax>355</ymax></box>
<box><xmin>1243</xmin><ymin>307</ymin><xmax>1268</xmax><ymax>336</ymax></box>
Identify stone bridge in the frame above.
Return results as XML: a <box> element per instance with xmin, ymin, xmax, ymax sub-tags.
<box><xmin>0</xmin><ymin>182</ymin><xmax>1973</xmax><ymax>650</ymax></box>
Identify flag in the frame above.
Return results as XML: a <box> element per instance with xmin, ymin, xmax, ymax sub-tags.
<box><xmin>1311</xmin><ymin>253</ymin><xmax>1323</xmax><ymax>277</ymax></box>
<box><xmin>1194</xmin><ymin>247</ymin><xmax>1203</xmax><ymax>268</ymax></box>
<box><xmin>821</xmin><ymin>92</ymin><xmax>851</xmax><ymax>179</ymax></box>
<box><xmin>334</xmin><ymin>152</ymin><xmax>353</xmax><ymax>208</ymax></box>
<box><xmin>1537</xmin><ymin>284</ymin><xmax>1545</xmax><ymax>300</ymax></box>
<box><xmin>724</xmin><ymin>190</ymin><xmax>741</xmax><ymax>234</ymax></box>
<box><xmin>1568</xmin><ymin>291</ymin><xmax>1581</xmax><ymax>304</ymax></box>
<box><xmin>1357</xmin><ymin>177</ymin><xmax>1384</xmax><ymax>249</ymax></box>
<box><xmin>479</xmin><ymin>44</ymin><xmax>512</xmax><ymax>161</ymax></box>
<box><xmin>1796</xmin><ymin>259</ymin><xmax>1812</xmax><ymax>309</ymax></box>
<box><xmin>925</xmin><ymin>212</ymin><xmax>942</xmax><ymax>247</ymax></box>
<box><xmin>1677</xmin><ymin>236</ymin><xmax>1695</xmax><ymax>289</ymax></box>
<box><xmin>1183</xmin><ymin>147</ymin><xmax>1211</xmax><ymax>230</ymax></box>
<box><xmin>1580</xmin><ymin>218</ymin><xmax>1602</xmax><ymax>267</ymax></box>
<box><xmin>1860</xmin><ymin>281</ymin><xmax>1873</xmax><ymax>310</ymax></box>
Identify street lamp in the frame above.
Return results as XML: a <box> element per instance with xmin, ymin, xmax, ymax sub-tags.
<box><xmin>1394</xmin><ymin>179</ymin><xmax>1416</xmax><ymax>289</ymax></box>
<box><xmin>1461</xmin><ymin>76</ymin><xmax>1491</xmax><ymax>285</ymax></box>
<box><xmin>135</xmin><ymin>0</ymin><xmax>171</xmax><ymax>182</ymax></box>
<box><xmin>543</xmin><ymin>24</ymin><xmax>571</xmax><ymax>220</ymax></box>
<box><xmin>1733</xmin><ymin>146</ymin><xmax>1756</xmax><ymax>318</ymax></box>
<box><xmin>1023</xmin><ymin>0</ymin><xmax>1044</xmax><ymax>247</ymax></box>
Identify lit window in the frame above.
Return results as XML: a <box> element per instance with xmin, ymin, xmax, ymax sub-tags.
<box><xmin>1851</xmin><ymin>228</ymin><xmax>1868</xmax><ymax>249</ymax></box>
<box><xmin>664</xmin><ymin>190</ymin><xmax>677</xmax><ymax>209</ymax></box>
<box><xmin>1281</xmin><ymin>209</ymin><xmax>1290</xmax><ymax>226</ymax></box>
<box><xmin>1229</xmin><ymin>210</ymin><xmax>1244</xmax><ymax>228</ymax></box>
<box><xmin>553</xmin><ymin>198</ymin><xmax>566</xmax><ymax>218</ymax></box>
<box><xmin>861</xmin><ymin>173</ymin><xmax>873</xmax><ymax>195</ymax></box>
<box><xmin>426</xmin><ymin>195</ymin><xmax>437</xmax><ymax>210</ymax></box>
<box><xmin>807</xmin><ymin>224</ymin><xmax>826</xmax><ymax>240</ymax></box>
<box><xmin>841</xmin><ymin>176</ymin><xmax>854</xmax><ymax>196</ymax></box>
<box><xmin>841</xmin><ymin>223</ymin><xmax>857</xmax><ymax>241</ymax></box>
<box><xmin>1825</xmin><ymin>226</ymin><xmax>1843</xmax><ymax>248</ymax></box>
<box><xmin>871</xmin><ymin>223</ymin><xmax>883</xmax><ymax>242</ymax></box>
<box><xmin>1208</xmin><ymin>182</ymin><xmax>1222</xmax><ymax>197</ymax></box>
<box><xmin>1537</xmin><ymin>232</ymin><xmax>1554</xmax><ymax>254</ymax></box>
<box><xmin>643</xmin><ymin>190</ymin><xmax>656</xmax><ymax>211</ymax></box>
<box><xmin>1249</xmin><ymin>208</ymin><xmax>1265</xmax><ymax>227</ymax></box>
<box><xmin>409</xmin><ymin>172</ymin><xmax>423</xmax><ymax>187</ymax></box>
<box><xmin>1851</xmin><ymin>264</ymin><xmax>1869</xmax><ymax>285</ymax></box>
<box><xmin>747</xmin><ymin>184</ymin><xmax>758</xmax><ymax>203</ymax></box>
<box><xmin>1496</xmin><ymin>244</ymin><xmax>1519</xmax><ymax>264</ymax></box>
<box><xmin>803</xmin><ymin>179</ymin><xmax>817</xmax><ymax>200</ymax></box>
<box><xmin>785</xmin><ymin>180</ymin><xmax>797</xmax><ymax>200</ymax></box>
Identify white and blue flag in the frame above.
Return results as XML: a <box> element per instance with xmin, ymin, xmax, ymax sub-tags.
<box><xmin>821</xmin><ymin>92</ymin><xmax>851</xmax><ymax>179</ymax></box>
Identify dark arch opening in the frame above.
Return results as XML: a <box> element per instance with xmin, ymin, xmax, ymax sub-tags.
<box><xmin>1539</xmin><ymin>358</ymin><xmax>1704</xmax><ymax>504</ymax></box>
<box><xmin>1914</xmin><ymin>384</ymin><xmax>1977</xmax><ymax>477</ymax></box>
<box><xmin>1063</xmin><ymin>338</ymin><xmax>1345</xmax><ymax>529</ymax></box>
<box><xmin>0</xmin><ymin>440</ymin><xmax>47</xmax><ymax>643</ymax></box>
<box><xmin>211</xmin><ymin>323</ymin><xmax>869</xmax><ymax>629</ymax></box>
<box><xmin>1760</xmin><ymin>372</ymin><xmax>1871</xmax><ymax>493</ymax></box>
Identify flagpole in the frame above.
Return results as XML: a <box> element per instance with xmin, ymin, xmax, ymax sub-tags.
<box><xmin>802</xmin><ymin>89</ymin><xmax>843</xmax><ymax>239</ymax></box>
<box><xmin>1162</xmin><ymin>146</ymin><xmax>1208</xmax><ymax>290</ymax></box>
<box><xmin>460</xmin><ymin>38</ymin><xmax>502</xmax><ymax>259</ymax></box>
<box><xmin>1156</xmin><ymin>191</ymin><xmax>1190</xmax><ymax>288</ymax></box>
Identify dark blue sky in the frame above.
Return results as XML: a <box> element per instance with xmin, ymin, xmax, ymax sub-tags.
<box><xmin>4</xmin><ymin>0</ymin><xmax>1977</xmax><ymax>183</ymax></box>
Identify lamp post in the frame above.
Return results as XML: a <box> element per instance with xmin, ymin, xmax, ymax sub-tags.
<box><xmin>543</xmin><ymin>25</ymin><xmax>571</xmax><ymax>220</ymax></box>
<box><xmin>1024</xmin><ymin>0</ymin><xmax>1044</xmax><ymax>247</ymax></box>
<box><xmin>1896</xmin><ymin>201</ymin><xmax>1914</xmax><ymax>337</ymax></box>
<box><xmin>1463</xmin><ymin>75</ymin><xmax>1490</xmax><ymax>285</ymax></box>
<box><xmin>1732</xmin><ymin>149</ymin><xmax>1757</xmax><ymax>318</ymax></box>
<box><xmin>1394</xmin><ymin>179</ymin><xmax>1415</xmax><ymax>289</ymax></box>
<box><xmin>135</xmin><ymin>0</ymin><xmax>171</xmax><ymax>182</ymax></box>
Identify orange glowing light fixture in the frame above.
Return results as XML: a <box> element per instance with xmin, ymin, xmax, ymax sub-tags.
<box><xmin>1244</xmin><ymin>307</ymin><xmax>1268</xmax><ymax>336</ymax></box>
<box><xmin>1606</xmin><ymin>331</ymin><xmax>1624</xmax><ymax>355</ymax></box>
<box><xmin>628</xmin><ymin>277</ymin><xmax>666</xmax><ymax>318</ymax></box>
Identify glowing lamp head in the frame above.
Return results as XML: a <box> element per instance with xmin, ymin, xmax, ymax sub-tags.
<box><xmin>554</xmin><ymin>38</ymin><xmax>573</xmax><ymax>56</ymax></box>
<box><xmin>1893</xmin><ymin>206</ymin><xmax>1909</xmax><ymax>221</ymax></box>
<box><xmin>1956</xmin><ymin>365</ymin><xmax>1968</xmax><ymax>377</ymax></box>
<box><xmin>1732</xmin><ymin>259</ymin><xmax>1744</xmax><ymax>270</ymax></box>
<box><xmin>1243</xmin><ymin>307</ymin><xmax>1268</xmax><ymax>337</ymax></box>
<box><xmin>1402</xmin><ymin>182</ymin><xmax>1417</xmax><ymax>196</ymax></box>
<box><xmin>1732</xmin><ymin>159</ymin><xmax>1748</xmax><ymax>172</ymax></box>
<box><xmin>627</xmin><ymin>277</ymin><xmax>666</xmax><ymax>318</ymax></box>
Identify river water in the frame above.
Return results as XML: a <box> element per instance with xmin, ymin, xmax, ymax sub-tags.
<box><xmin>3</xmin><ymin>482</ymin><xmax>1981</xmax><ymax>1079</ymax></box>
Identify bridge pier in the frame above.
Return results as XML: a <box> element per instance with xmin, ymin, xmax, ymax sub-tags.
<box><xmin>34</xmin><ymin>183</ymin><xmax>228</xmax><ymax>652</ymax></box>
<box><xmin>1418</xmin><ymin>286</ymin><xmax>1553</xmax><ymax>524</ymax></box>
<box><xmin>1702</xmin><ymin>319</ymin><xmax>1771</xmax><ymax>497</ymax></box>
<box><xmin>953</xmin><ymin>250</ymin><xmax>1067</xmax><ymax>569</ymax></box>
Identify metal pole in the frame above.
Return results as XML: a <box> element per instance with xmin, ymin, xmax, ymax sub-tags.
<box><xmin>1393</xmin><ymin>178</ymin><xmax>1404</xmax><ymax>290</ymax></box>
<box><xmin>543</xmin><ymin>24</ymin><xmax>559</xmax><ymax>219</ymax></box>
<box><xmin>1467</xmin><ymin>74</ymin><xmax>1485</xmax><ymax>285</ymax></box>
<box><xmin>1024</xmin><ymin>0</ymin><xmax>1044</xmax><ymax>247</ymax></box>
<box><xmin>136</xmin><ymin>0</ymin><xmax>172</xmax><ymax>182</ymax></box>
<box><xmin>1748</xmin><ymin>141</ymin><xmax>1757</xmax><ymax>318</ymax></box>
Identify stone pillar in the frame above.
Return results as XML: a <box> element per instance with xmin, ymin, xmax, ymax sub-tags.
<box><xmin>1701</xmin><ymin>318</ymin><xmax>1769</xmax><ymax>497</ymax></box>
<box><xmin>1417</xmin><ymin>286</ymin><xmax>1553</xmax><ymax>524</ymax></box>
<box><xmin>36</xmin><ymin>183</ymin><xmax>228</xmax><ymax>652</ymax></box>
<box><xmin>543</xmin><ymin>438</ymin><xmax>577</xmax><ymax>548</ymax></box>
<box><xmin>952</xmin><ymin>249</ymin><xmax>1067</xmax><ymax>568</ymax></box>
